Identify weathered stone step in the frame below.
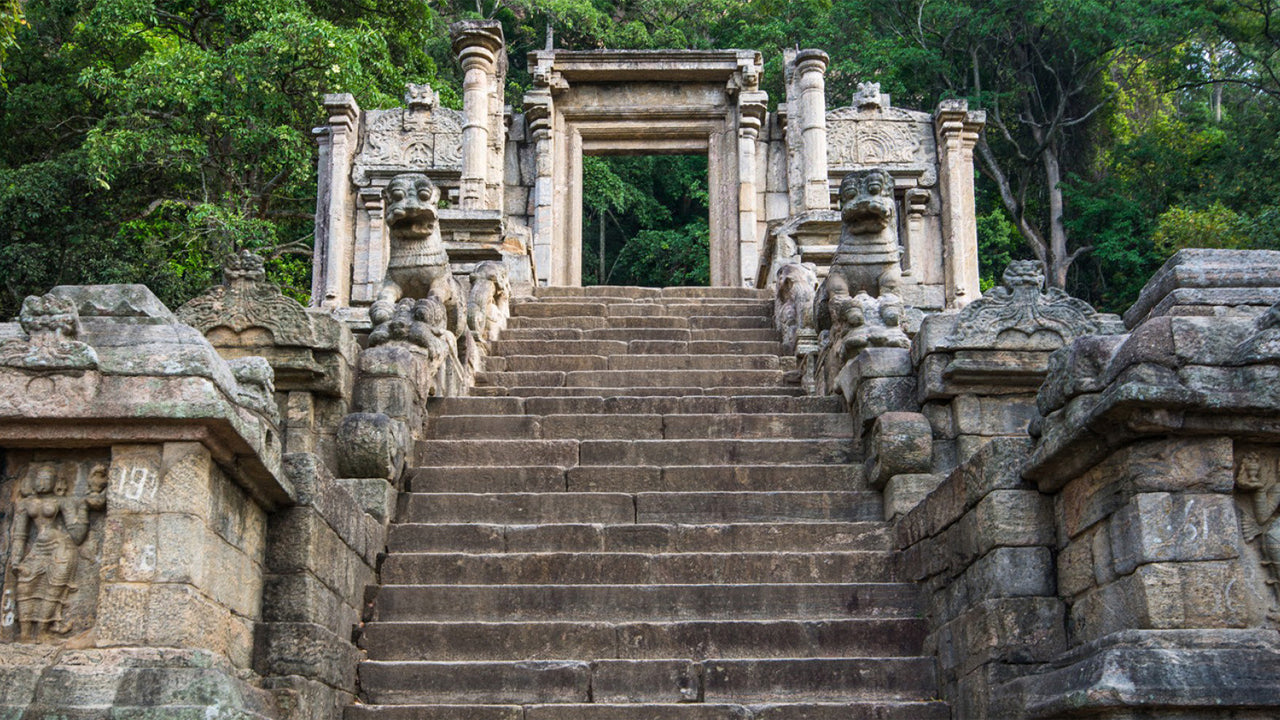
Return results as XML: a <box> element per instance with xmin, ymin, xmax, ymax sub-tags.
<box><xmin>397</xmin><ymin>492</ymin><xmax>880</xmax><ymax>525</ymax></box>
<box><xmin>578</xmin><ymin>439</ymin><xmax>852</xmax><ymax>466</ymax></box>
<box><xmin>428</xmin><ymin>413</ymin><xmax>852</xmax><ymax>441</ymax></box>
<box><xmin>566</xmin><ymin>465</ymin><xmax>865</xmax><ymax>493</ymax></box>
<box><xmin>361</xmin><ymin>618</ymin><xmax>927</xmax><ymax>661</ymax></box>
<box><xmin>407</xmin><ymin>463</ymin><xmax>863</xmax><ymax>493</ymax></box>
<box><xmin>415</xmin><ymin>439</ymin><xmax>580</xmax><ymax>467</ymax></box>
<box><xmin>506</xmin><ymin>316</ymin><xmax>775</xmax><ymax>330</ymax></box>
<box><xmin>490</xmin><ymin>339</ymin><xmax>783</xmax><ymax>356</ymax></box>
<box><xmin>380</xmin><ymin>551</ymin><xmax>897</xmax><ymax>585</ymax></box>
<box><xmin>476</xmin><ymin>369</ymin><xmax>789</xmax><ymax>389</ymax></box>
<box><xmin>497</xmin><ymin>328</ymin><xmax>782</xmax><ymax>343</ymax></box>
<box><xmin>509</xmin><ymin>302</ymin><xmax>773</xmax><ymax>320</ymax></box>
<box><xmin>494</xmin><ymin>354</ymin><xmax>784</xmax><ymax>373</ymax></box>
<box><xmin>346</xmin><ymin>701</ymin><xmax>952</xmax><ymax>720</ymax></box>
<box><xmin>532</xmin><ymin>286</ymin><xmax>771</xmax><ymax>300</ymax></box>
<box><xmin>387</xmin><ymin>521</ymin><xmax>894</xmax><ymax>553</ymax></box>
<box><xmin>415</xmin><ymin>438</ymin><xmax>853</xmax><ymax>468</ymax></box>
<box><xmin>427</xmin><ymin>395</ymin><xmax>844</xmax><ymax>417</ymax></box>
<box><xmin>496</xmin><ymin>386</ymin><xmax>804</xmax><ymax>398</ymax></box>
<box><xmin>370</xmin><ymin>583</ymin><xmax>923</xmax><ymax>621</ymax></box>
<box><xmin>357</xmin><ymin>658</ymin><xmax>935</xmax><ymax>704</ymax></box>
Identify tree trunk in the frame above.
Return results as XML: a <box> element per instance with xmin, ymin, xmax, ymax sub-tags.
<box><xmin>598</xmin><ymin>211</ymin><xmax>606</xmax><ymax>285</ymax></box>
<box><xmin>1042</xmin><ymin>142</ymin><xmax>1070</xmax><ymax>289</ymax></box>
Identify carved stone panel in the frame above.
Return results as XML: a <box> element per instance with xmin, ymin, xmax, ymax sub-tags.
<box><xmin>351</xmin><ymin>86</ymin><xmax>465</xmax><ymax>187</ymax></box>
<box><xmin>1</xmin><ymin>450</ymin><xmax>110</xmax><ymax>643</ymax></box>
<box><xmin>1234</xmin><ymin>443</ymin><xmax>1280</xmax><ymax>626</ymax></box>
<box><xmin>826</xmin><ymin>106</ymin><xmax>937</xmax><ymax>187</ymax></box>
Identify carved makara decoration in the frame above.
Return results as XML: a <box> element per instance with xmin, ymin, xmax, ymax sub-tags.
<box><xmin>352</xmin><ymin>84</ymin><xmax>464</xmax><ymax>185</ymax></box>
<box><xmin>8</xmin><ymin>460</ymin><xmax>108</xmax><ymax>642</ymax></box>
<box><xmin>176</xmin><ymin>250</ymin><xmax>316</xmax><ymax>347</ymax></box>
<box><xmin>1235</xmin><ymin>449</ymin><xmax>1280</xmax><ymax>623</ymax></box>
<box><xmin>946</xmin><ymin>260</ymin><xmax>1100</xmax><ymax>348</ymax></box>
<box><xmin>0</xmin><ymin>294</ymin><xmax>98</xmax><ymax>372</ymax></box>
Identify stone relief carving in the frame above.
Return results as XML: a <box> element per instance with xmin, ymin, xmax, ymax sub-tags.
<box><xmin>176</xmin><ymin>250</ymin><xmax>316</xmax><ymax>347</ymax></box>
<box><xmin>352</xmin><ymin>84</ymin><xmax>464</xmax><ymax>186</ymax></box>
<box><xmin>6</xmin><ymin>459</ymin><xmax>107</xmax><ymax>642</ymax></box>
<box><xmin>946</xmin><ymin>260</ymin><xmax>1100</xmax><ymax>348</ymax></box>
<box><xmin>773</xmin><ymin>263</ymin><xmax>818</xmax><ymax>356</ymax></box>
<box><xmin>1235</xmin><ymin>448</ymin><xmax>1280</xmax><ymax>623</ymax></box>
<box><xmin>820</xmin><ymin>169</ymin><xmax>903</xmax><ymax>317</ymax></box>
<box><xmin>228</xmin><ymin>356</ymin><xmax>279</xmax><ymax>423</ymax></box>
<box><xmin>815</xmin><ymin>290</ymin><xmax>910</xmax><ymax>394</ymax></box>
<box><xmin>0</xmin><ymin>295</ymin><xmax>98</xmax><ymax>372</ymax></box>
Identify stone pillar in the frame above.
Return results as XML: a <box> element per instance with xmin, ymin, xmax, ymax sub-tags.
<box><xmin>525</xmin><ymin>90</ymin><xmax>553</xmax><ymax>286</ymax></box>
<box><xmin>451</xmin><ymin>21</ymin><xmax>504</xmax><ymax>210</ymax></box>
<box><xmin>795</xmin><ymin>50</ymin><xmax>830</xmax><ymax>212</ymax></box>
<box><xmin>934</xmin><ymin>99</ymin><xmax>985</xmax><ymax>309</ymax></box>
<box><xmin>737</xmin><ymin>91</ymin><xmax>767</xmax><ymax>286</ymax></box>
<box><xmin>312</xmin><ymin>94</ymin><xmax>360</xmax><ymax>309</ymax></box>
<box><xmin>902</xmin><ymin>188</ymin><xmax>931</xmax><ymax>278</ymax></box>
<box><xmin>351</xmin><ymin>187</ymin><xmax>386</xmax><ymax>304</ymax></box>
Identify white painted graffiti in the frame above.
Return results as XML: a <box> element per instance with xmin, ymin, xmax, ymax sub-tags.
<box><xmin>114</xmin><ymin>466</ymin><xmax>159</xmax><ymax>502</ymax></box>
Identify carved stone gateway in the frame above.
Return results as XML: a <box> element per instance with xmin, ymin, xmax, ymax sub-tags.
<box><xmin>313</xmin><ymin>31</ymin><xmax>982</xmax><ymax>311</ymax></box>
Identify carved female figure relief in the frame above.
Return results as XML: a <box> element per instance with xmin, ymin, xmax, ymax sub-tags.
<box><xmin>8</xmin><ymin>461</ymin><xmax>106</xmax><ymax>641</ymax></box>
<box><xmin>1235</xmin><ymin>450</ymin><xmax>1280</xmax><ymax>622</ymax></box>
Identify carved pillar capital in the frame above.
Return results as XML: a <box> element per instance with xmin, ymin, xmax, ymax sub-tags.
<box><xmin>934</xmin><ymin>98</ymin><xmax>986</xmax><ymax>150</ymax></box>
<box><xmin>450</xmin><ymin>20</ymin><xmax>505</xmax><ymax>70</ymax></box>
<box><xmin>322</xmin><ymin>93</ymin><xmax>360</xmax><ymax>132</ymax></box>
<box><xmin>794</xmin><ymin>48</ymin><xmax>829</xmax><ymax>81</ymax></box>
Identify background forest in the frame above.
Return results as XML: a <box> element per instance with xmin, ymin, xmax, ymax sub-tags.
<box><xmin>1</xmin><ymin>0</ymin><xmax>1278</xmax><ymax>315</ymax></box>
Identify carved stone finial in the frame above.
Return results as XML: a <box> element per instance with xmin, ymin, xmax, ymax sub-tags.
<box><xmin>854</xmin><ymin>82</ymin><xmax>883</xmax><ymax>110</ymax></box>
<box><xmin>0</xmin><ymin>294</ymin><xmax>99</xmax><ymax>372</ymax></box>
<box><xmin>945</xmin><ymin>260</ymin><xmax>1100</xmax><ymax>348</ymax></box>
<box><xmin>404</xmin><ymin>83</ymin><xmax>436</xmax><ymax>112</ymax></box>
<box><xmin>176</xmin><ymin>250</ymin><xmax>316</xmax><ymax>347</ymax></box>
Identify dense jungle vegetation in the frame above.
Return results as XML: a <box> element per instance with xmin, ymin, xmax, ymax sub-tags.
<box><xmin>1</xmin><ymin>0</ymin><xmax>1278</xmax><ymax>313</ymax></box>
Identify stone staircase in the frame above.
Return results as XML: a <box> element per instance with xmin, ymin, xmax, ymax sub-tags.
<box><xmin>349</xmin><ymin>286</ymin><xmax>948</xmax><ymax>720</ymax></box>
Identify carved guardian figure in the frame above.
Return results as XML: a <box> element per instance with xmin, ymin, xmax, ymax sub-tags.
<box><xmin>821</xmin><ymin>169</ymin><xmax>903</xmax><ymax>314</ymax></box>
<box><xmin>371</xmin><ymin>173</ymin><xmax>459</xmax><ymax>331</ymax></box>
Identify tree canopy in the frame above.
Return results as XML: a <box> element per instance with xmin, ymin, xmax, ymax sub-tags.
<box><xmin>2</xmin><ymin>0</ymin><xmax>1279</xmax><ymax>314</ymax></box>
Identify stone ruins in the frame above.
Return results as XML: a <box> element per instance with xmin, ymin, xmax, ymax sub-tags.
<box><xmin>2</xmin><ymin>19</ymin><xmax>1280</xmax><ymax>720</ymax></box>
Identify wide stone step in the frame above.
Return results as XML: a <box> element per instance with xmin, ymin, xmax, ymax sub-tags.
<box><xmin>369</xmin><ymin>583</ymin><xmax>923</xmax><ymax>621</ymax></box>
<box><xmin>506</xmin><ymin>316</ymin><xmax>774</xmax><ymax>331</ymax></box>
<box><xmin>497</xmin><ymin>328</ymin><xmax>782</xmax><ymax>342</ymax></box>
<box><xmin>360</xmin><ymin>618</ymin><xmax>927</xmax><ymax>661</ymax></box>
<box><xmin>491</xmin><ymin>339</ymin><xmax>783</xmax><ymax>356</ymax></box>
<box><xmin>387</xmin><ymin>521</ymin><xmax>894</xmax><ymax>553</ymax></box>
<box><xmin>578</xmin><ymin>439</ymin><xmax>852</xmax><ymax>466</ymax></box>
<box><xmin>428</xmin><ymin>413</ymin><xmax>853</xmax><ymax>441</ymax></box>
<box><xmin>357</xmin><ymin>658</ymin><xmax>936</xmax><ymax>704</ymax></box>
<box><xmin>494</xmin><ymin>354</ymin><xmax>784</xmax><ymax>373</ymax></box>
<box><xmin>532</xmin><ymin>286</ymin><xmax>770</xmax><ymax>300</ymax></box>
<box><xmin>397</xmin><ymin>492</ymin><xmax>880</xmax><ymax>525</ymax></box>
<box><xmin>346</xmin><ymin>701</ymin><xmax>952</xmax><ymax>720</ymax></box>
<box><xmin>407</xmin><ymin>463</ymin><xmax>864</xmax><ymax>493</ymax></box>
<box><xmin>426</xmin><ymin>395</ymin><xmax>844</xmax><ymax>417</ymax></box>
<box><xmin>415</xmin><ymin>438</ymin><xmax>852</xmax><ymax>469</ymax></box>
<box><xmin>380</xmin><ymin>551</ymin><xmax>897</xmax><ymax>585</ymax></box>
<box><xmin>476</xmin><ymin>369</ymin><xmax>789</xmax><ymax>389</ymax></box>
<box><xmin>497</xmin><ymin>386</ymin><xmax>804</xmax><ymax>398</ymax></box>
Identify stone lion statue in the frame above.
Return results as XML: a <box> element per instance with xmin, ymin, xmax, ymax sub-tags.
<box><xmin>818</xmin><ymin>169</ymin><xmax>903</xmax><ymax>333</ymax></box>
<box><xmin>370</xmin><ymin>173</ymin><xmax>461</xmax><ymax>334</ymax></box>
